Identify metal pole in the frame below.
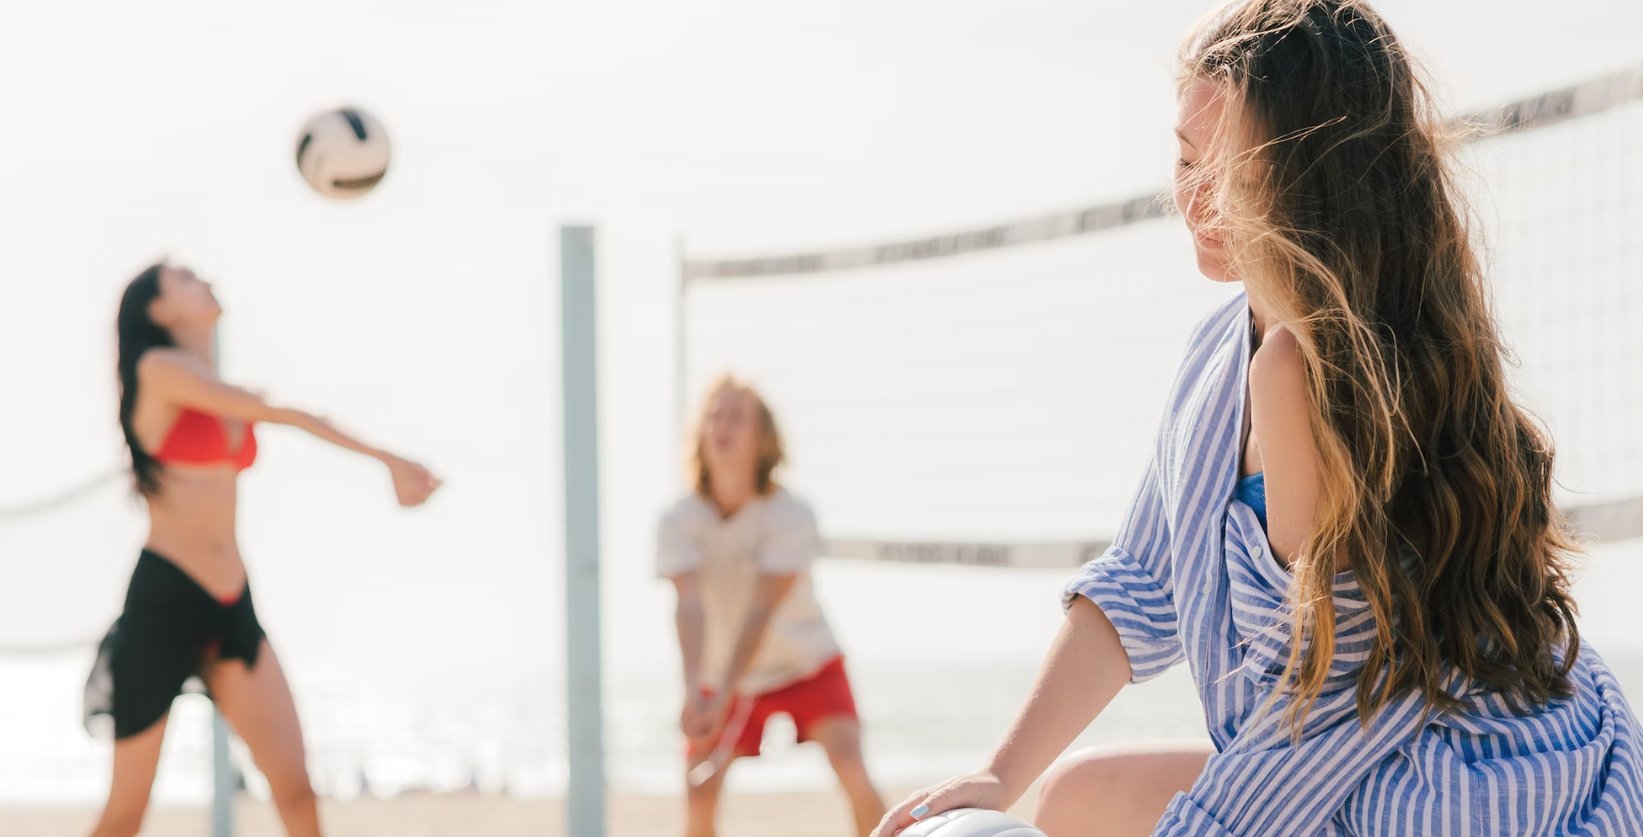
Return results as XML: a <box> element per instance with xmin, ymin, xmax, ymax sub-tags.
<box><xmin>560</xmin><ymin>225</ymin><xmax>607</xmax><ymax>836</ymax></box>
<box><xmin>211</xmin><ymin>710</ymin><xmax>235</xmax><ymax>837</ymax></box>
<box><xmin>209</xmin><ymin>323</ymin><xmax>236</xmax><ymax>837</ymax></box>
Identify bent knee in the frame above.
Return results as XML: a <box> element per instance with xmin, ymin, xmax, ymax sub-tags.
<box><xmin>1037</xmin><ymin>754</ymin><xmax>1139</xmax><ymax>837</ymax></box>
<box><xmin>1040</xmin><ymin>750</ymin><xmax>1126</xmax><ymax>807</ymax></box>
<box><xmin>1036</xmin><ymin>744</ymin><xmax>1210</xmax><ymax>836</ymax></box>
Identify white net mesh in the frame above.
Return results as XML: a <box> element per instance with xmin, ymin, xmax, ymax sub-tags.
<box><xmin>1478</xmin><ymin>94</ymin><xmax>1643</xmax><ymax>511</ymax></box>
<box><xmin>682</xmin><ymin>66</ymin><xmax>1643</xmax><ymax>561</ymax></box>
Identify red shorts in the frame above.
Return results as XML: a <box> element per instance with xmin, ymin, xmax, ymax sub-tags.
<box><xmin>688</xmin><ymin>656</ymin><xmax>858</xmax><ymax>760</ymax></box>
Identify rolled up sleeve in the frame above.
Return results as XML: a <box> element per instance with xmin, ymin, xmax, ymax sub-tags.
<box><xmin>1062</xmin><ymin>460</ymin><xmax>1182</xmax><ymax>682</ymax></box>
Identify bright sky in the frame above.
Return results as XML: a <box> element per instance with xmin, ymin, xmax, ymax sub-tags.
<box><xmin>0</xmin><ymin>0</ymin><xmax>1639</xmax><ymax>694</ymax></box>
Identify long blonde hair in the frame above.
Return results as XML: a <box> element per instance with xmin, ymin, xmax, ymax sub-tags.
<box><xmin>1181</xmin><ymin>0</ymin><xmax>1581</xmax><ymax>729</ymax></box>
<box><xmin>688</xmin><ymin>375</ymin><xmax>787</xmax><ymax>497</ymax></box>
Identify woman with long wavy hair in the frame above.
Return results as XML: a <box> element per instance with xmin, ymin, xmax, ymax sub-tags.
<box><xmin>874</xmin><ymin>2</ymin><xmax>1641</xmax><ymax>835</ymax></box>
<box><xmin>84</xmin><ymin>263</ymin><xmax>440</xmax><ymax>837</ymax></box>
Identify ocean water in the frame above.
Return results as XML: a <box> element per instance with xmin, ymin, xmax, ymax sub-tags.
<box><xmin>1</xmin><ymin>541</ymin><xmax>1638</xmax><ymax>806</ymax></box>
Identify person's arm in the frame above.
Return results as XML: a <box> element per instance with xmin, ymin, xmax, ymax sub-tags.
<box><xmin>1139</xmin><ymin>324</ymin><xmax>1394</xmax><ymax>836</ymax></box>
<box><xmin>139</xmin><ymin>349</ymin><xmax>438</xmax><ymax>504</ymax></box>
<box><xmin>1061</xmin><ymin>458</ymin><xmax>1182</xmax><ymax>682</ymax></box>
<box><xmin>714</xmin><ymin>573</ymin><xmax>797</xmax><ymax>694</ymax></box>
<box><xmin>671</xmin><ymin>572</ymin><xmax>707</xmax><ymax>694</ymax></box>
<box><xmin>658</xmin><ymin>507</ymin><xmax>716</xmax><ymax>738</ymax></box>
<box><xmin>273</xmin><ymin>411</ymin><xmax>388</xmax><ymax>460</ymax></box>
<box><xmin>710</xmin><ymin>495</ymin><xmax>816</xmax><ymax>694</ymax></box>
<box><xmin>142</xmin><ymin>349</ymin><xmax>384</xmax><ymax>457</ymax></box>
<box><xmin>1247</xmin><ymin>324</ymin><xmax>1319</xmax><ymax>566</ymax></box>
<box><xmin>871</xmin><ymin>598</ymin><xmax>1136</xmax><ymax>837</ymax></box>
<box><xmin>872</xmin><ymin>459</ymin><xmax>1178</xmax><ymax>836</ymax></box>
<box><xmin>987</xmin><ymin>596</ymin><xmax>1132</xmax><ymax>803</ymax></box>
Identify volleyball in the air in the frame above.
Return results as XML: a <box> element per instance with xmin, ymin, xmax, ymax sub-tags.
<box><xmin>294</xmin><ymin>107</ymin><xmax>391</xmax><ymax>200</ymax></box>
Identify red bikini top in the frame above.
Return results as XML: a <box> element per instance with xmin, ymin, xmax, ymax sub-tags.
<box><xmin>153</xmin><ymin>408</ymin><xmax>258</xmax><ymax>471</ymax></box>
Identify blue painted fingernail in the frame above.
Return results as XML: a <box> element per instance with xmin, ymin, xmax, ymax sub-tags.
<box><xmin>910</xmin><ymin>804</ymin><xmax>930</xmax><ymax>820</ymax></box>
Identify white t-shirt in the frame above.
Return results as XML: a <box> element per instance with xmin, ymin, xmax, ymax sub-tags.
<box><xmin>656</xmin><ymin>488</ymin><xmax>841</xmax><ymax>696</ymax></box>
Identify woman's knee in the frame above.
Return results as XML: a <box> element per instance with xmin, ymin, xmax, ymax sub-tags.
<box><xmin>1039</xmin><ymin>749</ymin><xmax>1125</xmax><ymax>810</ymax></box>
<box><xmin>1036</xmin><ymin>742</ymin><xmax>1211</xmax><ymax>837</ymax></box>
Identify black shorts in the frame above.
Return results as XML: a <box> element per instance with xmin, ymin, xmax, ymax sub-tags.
<box><xmin>84</xmin><ymin>550</ymin><xmax>266</xmax><ymax>739</ymax></box>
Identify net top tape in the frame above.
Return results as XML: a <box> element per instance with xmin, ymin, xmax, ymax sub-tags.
<box><xmin>683</xmin><ymin>63</ymin><xmax>1643</xmax><ymax>282</ymax></box>
<box><xmin>827</xmin><ymin>495</ymin><xmax>1643</xmax><ymax>569</ymax></box>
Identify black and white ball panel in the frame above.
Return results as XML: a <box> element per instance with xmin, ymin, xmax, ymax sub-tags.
<box><xmin>295</xmin><ymin>107</ymin><xmax>390</xmax><ymax>200</ymax></box>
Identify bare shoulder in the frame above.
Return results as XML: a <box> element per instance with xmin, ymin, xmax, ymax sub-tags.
<box><xmin>1249</xmin><ymin>324</ymin><xmax>1308</xmax><ymax>410</ymax></box>
<box><xmin>1246</xmin><ymin>324</ymin><xmax>1320</xmax><ymax>563</ymax></box>
<box><xmin>136</xmin><ymin>347</ymin><xmax>208</xmax><ymax>382</ymax></box>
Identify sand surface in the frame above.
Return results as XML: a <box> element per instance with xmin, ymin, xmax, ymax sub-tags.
<box><xmin>2</xmin><ymin>788</ymin><xmax>1042</xmax><ymax>836</ymax></box>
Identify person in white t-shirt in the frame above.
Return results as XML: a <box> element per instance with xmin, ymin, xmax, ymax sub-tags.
<box><xmin>659</xmin><ymin>376</ymin><xmax>886</xmax><ymax>837</ymax></box>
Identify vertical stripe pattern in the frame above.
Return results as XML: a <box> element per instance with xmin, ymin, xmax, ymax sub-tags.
<box><xmin>1062</xmin><ymin>293</ymin><xmax>1643</xmax><ymax>836</ymax></box>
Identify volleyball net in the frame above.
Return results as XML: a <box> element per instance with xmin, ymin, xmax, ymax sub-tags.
<box><xmin>678</xmin><ymin>63</ymin><xmax>1643</xmax><ymax>568</ymax></box>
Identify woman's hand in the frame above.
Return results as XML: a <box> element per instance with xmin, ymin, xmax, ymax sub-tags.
<box><xmin>679</xmin><ymin>697</ymin><xmax>703</xmax><ymax>738</ymax></box>
<box><xmin>680</xmin><ymin>692</ymin><xmax>728</xmax><ymax>740</ymax></box>
<box><xmin>694</xmin><ymin>693</ymin><xmax>730</xmax><ymax>740</ymax></box>
<box><xmin>871</xmin><ymin>770</ymin><xmax>1013</xmax><ymax>837</ymax></box>
<box><xmin>384</xmin><ymin>456</ymin><xmax>441</xmax><ymax>507</ymax></box>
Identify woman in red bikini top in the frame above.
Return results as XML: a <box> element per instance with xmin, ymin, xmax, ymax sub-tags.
<box><xmin>85</xmin><ymin>263</ymin><xmax>440</xmax><ymax>837</ymax></box>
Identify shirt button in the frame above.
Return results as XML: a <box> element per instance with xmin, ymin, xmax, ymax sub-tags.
<box><xmin>1202</xmin><ymin>580</ymin><xmax>1214</xmax><ymax>595</ymax></box>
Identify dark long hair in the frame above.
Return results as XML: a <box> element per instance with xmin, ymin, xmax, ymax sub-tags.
<box><xmin>1182</xmin><ymin>0</ymin><xmax>1580</xmax><ymax>730</ymax></box>
<box><xmin>117</xmin><ymin>264</ymin><xmax>174</xmax><ymax>495</ymax></box>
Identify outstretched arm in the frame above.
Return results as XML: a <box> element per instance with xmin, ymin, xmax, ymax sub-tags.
<box><xmin>139</xmin><ymin>349</ymin><xmax>440</xmax><ymax>506</ymax></box>
<box><xmin>874</xmin><ymin>450</ymin><xmax>1176</xmax><ymax>836</ymax></box>
<box><xmin>983</xmin><ymin>597</ymin><xmax>1132</xmax><ymax>806</ymax></box>
<box><xmin>671</xmin><ymin>573</ymin><xmax>708</xmax><ymax>694</ymax></box>
<box><xmin>716</xmin><ymin>573</ymin><xmax>798</xmax><ymax>694</ymax></box>
<box><xmin>670</xmin><ymin>572</ymin><xmax>715</xmax><ymax>739</ymax></box>
<box><xmin>870</xmin><ymin>597</ymin><xmax>1132</xmax><ymax>836</ymax></box>
<box><xmin>685</xmin><ymin>573</ymin><xmax>796</xmax><ymax>740</ymax></box>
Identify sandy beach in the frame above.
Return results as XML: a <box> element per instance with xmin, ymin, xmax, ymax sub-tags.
<box><xmin>1</xmin><ymin>789</ymin><xmax>1041</xmax><ymax>837</ymax></box>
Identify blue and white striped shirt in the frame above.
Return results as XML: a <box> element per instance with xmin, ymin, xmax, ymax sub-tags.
<box><xmin>1064</xmin><ymin>293</ymin><xmax>1642</xmax><ymax>836</ymax></box>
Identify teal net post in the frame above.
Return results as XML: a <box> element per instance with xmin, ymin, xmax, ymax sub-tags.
<box><xmin>211</xmin><ymin>709</ymin><xmax>234</xmax><ymax>836</ymax></box>
<box><xmin>560</xmin><ymin>224</ymin><xmax>607</xmax><ymax>836</ymax></box>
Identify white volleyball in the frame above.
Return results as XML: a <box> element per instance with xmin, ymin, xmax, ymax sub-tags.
<box><xmin>294</xmin><ymin>107</ymin><xmax>391</xmax><ymax>200</ymax></box>
<box><xmin>901</xmin><ymin>808</ymin><xmax>1048</xmax><ymax>837</ymax></box>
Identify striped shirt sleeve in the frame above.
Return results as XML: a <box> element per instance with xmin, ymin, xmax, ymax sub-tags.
<box><xmin>1062</xmin><ymin>459</ymin><xmax>1182</xmax><ymax>682</ymax></box>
